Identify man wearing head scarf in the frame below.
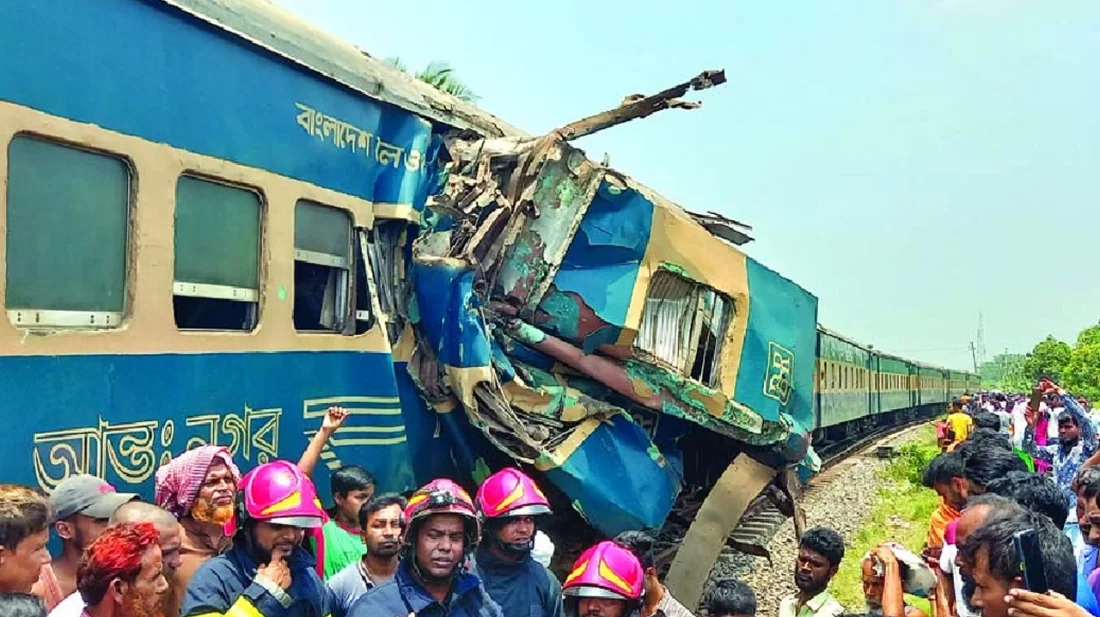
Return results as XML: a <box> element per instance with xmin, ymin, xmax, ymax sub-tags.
<box><xmin>154</xmin><ymin>446</ymin><xmax>240</xmax><ymax>604</ymax></box>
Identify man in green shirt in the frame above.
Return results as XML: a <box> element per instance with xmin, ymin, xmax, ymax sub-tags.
<box><xmin>298</xmin><ymin>407</ymin><xmax>378</xmax><ymax>578</ymax></box>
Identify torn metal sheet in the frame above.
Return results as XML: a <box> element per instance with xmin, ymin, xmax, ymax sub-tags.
<box><xmin>405</xmin><ymin>75</ymin><xmax>818</xmax><ymax>537</ymax></box>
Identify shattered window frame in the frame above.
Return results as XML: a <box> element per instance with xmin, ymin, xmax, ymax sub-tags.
<box><xmin>634</xmin><ymin>269</ymin><xmax>733</xmax><ymax>388</ymax></box>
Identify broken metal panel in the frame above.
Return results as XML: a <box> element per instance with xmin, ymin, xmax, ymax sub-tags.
<box><xmin>532</xmin><ymin>181</ymin><xmax>653</xmax><ymax>352</ymax></box>
<box><xmin>664</xmin><ymin>454</ymin><xmax>774</xmax><ymax>609</ymax></box>
<box><xmin>687</xmin><ymin>210</ymin><xmax>755</xmax><ymax>246</ymax></box>
<box><xmin>492</xmin><ymin>142</ymin><xmax>605</xmax><ymax>313</ymax></box>
<box><xmin>535</xmin><ymin>413</ymin><xmax>682</xmax><ymax>535</ymax></box>
<box><xmin>555</xmin><ymin>70</ymin><xmax>727</xmax><ymax>142</ymax></box>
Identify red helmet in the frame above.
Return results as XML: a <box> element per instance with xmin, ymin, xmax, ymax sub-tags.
<box><xmin>402</xmin><ymin>478</ymin><xmax>480</xmax><ymax>549</ymax></box>
<box><xmin>225</xmin><ymin>460</ymin><xmax>325</xmax><ymax>536</ymax></box>
<box><xmin>563</xmin><ymin>541</ymin><xmax>644</xmax><ymax>601</ymax></box>
<box><xmin>476</xmin><ymin>468</ymin><xmax>552</xmax><ymax>519</ymax></box>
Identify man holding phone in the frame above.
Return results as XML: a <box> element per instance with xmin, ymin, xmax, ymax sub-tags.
<box><xmin>1023</xmin><ymin>380</ymin><xmax>1098</xmax><ymax>520</ymax></box>
<box><xmin>959</xmin><ymin>509</ymin><xmax>1077</xmax><ymax>617</ymax></box>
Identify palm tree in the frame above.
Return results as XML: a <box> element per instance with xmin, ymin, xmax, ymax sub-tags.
<box><xmin>385</xmin><ymin>58</ymin><xmax>479</xmax><ymax>103</ymax></box>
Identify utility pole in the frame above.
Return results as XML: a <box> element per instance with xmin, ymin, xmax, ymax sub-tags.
<box><xmin>969</xmin><ymin>341</ymin><xmax>978</xmax><ymax>373</ymax></box>
<box><xmin>977</xmin><ymin>312</ymin><xmax>987</xmax><ymax>367</ymax></box>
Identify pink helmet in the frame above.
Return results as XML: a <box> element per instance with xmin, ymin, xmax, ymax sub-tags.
<box><xmin>402</xmin><ymin>478</ymin><xmax>479</xmax><ymax>548</ymax></box>
<box><xmin>563</xmin><ymin>541</ymin><xmax>644</xmax><ymax>601</ymax></box>
<box><xmin>225</xmin><ymin>460</ymin><xmax>325</xmax><ymax>536</ymax></box>
<box><xmin>476</xmin><ymin>468</ymin><xmax>552</xmax><ymax>519</ymax></box>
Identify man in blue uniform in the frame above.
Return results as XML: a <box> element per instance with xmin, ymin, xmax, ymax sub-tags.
<box><xmin>347</xmin><ymin>479</ymin><xmax>501</xmax><ymax>617</ymax></box>
<box><xmin>181</xmin><ymin>460</ymin><xmax>331</xmax><ymax>617</ymax></box>
<box><xmin>473</xmin><ymin>468</ymin><xmax>562</xmax><ymax>617</ymax></box>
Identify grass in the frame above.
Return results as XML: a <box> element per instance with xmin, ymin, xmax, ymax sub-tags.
<box><xmin>831</xmin><ymin>424</ymin><xmax>942</xmax><ymax>613</ymax></box>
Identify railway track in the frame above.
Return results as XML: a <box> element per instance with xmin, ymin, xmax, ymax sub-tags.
<box><xmin>725</xmin><ymin>419</ymin><xmax>931</xmax><ymax>556</ymax></box>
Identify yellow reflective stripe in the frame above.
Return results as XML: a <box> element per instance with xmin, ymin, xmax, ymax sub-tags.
<box><xmin>225</xmin><ymin>598</ymin><xmax>264</xmax><ymax>617</ymax></box>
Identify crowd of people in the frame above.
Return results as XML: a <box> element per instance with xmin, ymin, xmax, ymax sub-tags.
<box><xmin>0</xmin><ymin>407</ymin><xmax>754</xmax><ymax>617</ymax></box>
<box><xmin>3</xmin><ymin>380</ymin><xmax>1096</xmax><ymax>617</ymax></box>
<box><xmin>778</xmin><ymin>378</ymin><xmax>1100</xmax><ymax>617</ymax></box>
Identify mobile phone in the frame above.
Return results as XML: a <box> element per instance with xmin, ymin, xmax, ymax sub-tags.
<box><xmin>1029</xmin><ymin>388</ymin><xmax>1042</xmax><ymax>412</ymax></box>
<box><xmin>1013</xmin><ymin>528</ymin><xmax>1048</xmax><ymax>594</ymax></box>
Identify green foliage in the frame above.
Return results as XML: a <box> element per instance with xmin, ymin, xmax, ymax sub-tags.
<box><xmin>1021</xmin><ymin>335</ymin><xmax>1072</xmax><ymax>383</ymax></box>
<box><xmin>980</xmin><ymin>353</ymin><xmax>1027</xmax><ymax>391</ymax></box>
<box><xmin>1079</xmin><ymin>325</ymin><xmax>1100</xmax><ymax>348</ymax></box>
<box><xmin>385</xmin><ymin>57</ymin><xmax>479</xmax><ymax>103</ymax></box>
<box><xmin>990</xmin><ymin>323</ymin><xmax>1100</xmax><ymax>398</ymax></box>
<box><xmin>884</xmin><ymin>440</ymin><xmax>940</xmax><ymax>486</ymax></box>
<box><xmin>1063</xmin><ymin>343</ymin><xmax>1100</xmax><ymax>402</ymax></box>
<box><xmin>832</xmin><ymin>426</ymin><xmax>940</xmax><ymax>611</ymax></box>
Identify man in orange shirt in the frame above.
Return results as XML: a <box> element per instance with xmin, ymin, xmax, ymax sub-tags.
<box><xmin>921</xmin><ymin>452</ymin><xmax>967</xmax><ymax>556</ymax></box>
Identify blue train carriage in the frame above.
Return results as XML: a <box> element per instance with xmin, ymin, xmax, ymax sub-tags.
<box><xmin>815</xmin><ymin>326</ymin><xmax>873</xmax><ymax>439</ymax></box>
<box><xmin>0</xmin><ymin>0</ymin><xmax>516</xmax><ymax>496</ymax></box>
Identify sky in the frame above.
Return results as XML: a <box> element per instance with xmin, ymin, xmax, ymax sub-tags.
<box><xmin>273</xmin><ymin>0</ymin><xmax>1100</xmax><ymax>371</ymax></box>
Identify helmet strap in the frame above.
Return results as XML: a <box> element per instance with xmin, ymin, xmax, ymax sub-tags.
<box><xmin>485</xmin><ymin>517</ymin><xmax>534</xmax><ymax>556</ymax></box>
<box><xmin>494</xmin><ymin>536</ymin><xmax>534</xmax><ymax>555</ymax></box>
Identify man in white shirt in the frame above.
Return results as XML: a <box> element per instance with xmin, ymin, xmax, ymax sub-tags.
<box><xmin>779</xmin><ymin>527</ymin><xmax>845</xmax><ymax>617</ymax></box>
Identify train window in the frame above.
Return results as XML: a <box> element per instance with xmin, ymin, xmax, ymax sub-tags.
<box><xmin>294</xmin><ymin>200</ymin><xmax>352</xmax><ymax>333</ymax></box>
<box><xmin>351</xmin><ymin>230</ymin><xmax>375</xmax><ymax>335</ymax></box>
<box><xmin>635</xmin><ymin>270</ymin><xmax>732</xmax><ymax>387</ymax></box>
<box><xmin>5</xmin><ymin>136</ymin><xmax>130</xmax><ymax>329</ymax></box>
<box><xmin>173</xmin><ymin>176</ymin><xmax>261</xmax><ymax>331</ymax></box>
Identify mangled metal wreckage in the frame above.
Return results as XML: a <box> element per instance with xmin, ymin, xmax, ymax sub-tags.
<box><xmin>392</xmin><ymin>72</ymin><xmax>819</xmax><ymax>602</ymax></box>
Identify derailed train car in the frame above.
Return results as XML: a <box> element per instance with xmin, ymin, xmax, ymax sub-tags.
<box><xmin>403</xmin><ymin>133</ymin><xmax>821</xmax><ymax>598</ymax></box>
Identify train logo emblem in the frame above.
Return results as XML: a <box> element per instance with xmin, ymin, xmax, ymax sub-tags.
<box><xmin>764</xmin><ymin>342</ymin><xmax>794</xmax><ymax>406</ymax></box>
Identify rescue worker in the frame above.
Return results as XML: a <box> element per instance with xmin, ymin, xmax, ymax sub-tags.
<box><xmin>473</xmin><ymin>468</ymin><xmax>562</xmax><ymax>617</ymax></box>
<box><xmin>154</xmin><ymin>445</ymin><xmax>241</xmax><ymax>598</ymax></box>
<box><xmin>180</xmin><ymin>460</ymin><xmax>331</xmax><ymax>617</ymax></box>
<box><xmin>346</xmin><ymin>479</ymin><xmax>502</xmax><ymax>617</ymax></box>
<box><xmin>562</xmin><ymin>540</ymin><xmax>645</xmax><ymax>617</ymax></box>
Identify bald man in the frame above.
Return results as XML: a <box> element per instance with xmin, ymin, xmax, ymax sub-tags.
<box><xmin>47</xmin><ymin>502</ymin><xmax>183</xmax><ymax>617</ymax></box>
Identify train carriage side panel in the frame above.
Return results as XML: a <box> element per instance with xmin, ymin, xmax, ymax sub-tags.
<box><xmin>878</xmin><ymin>354</ymin><xmax>911</xmax><ymax>413</ymax></box>
<box><xmin>870</xmin><ymin>351</ymin><xmax>881</xmax><ymax>416</ymax></box>
<box><xmin>817</xmin><ymin>329</ymin><xmax>872</xmax><ymax>428</ymax></box>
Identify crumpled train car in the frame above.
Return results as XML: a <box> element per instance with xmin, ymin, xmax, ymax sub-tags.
<box><xmin>402</xmin><ymin>133</ymin><xmax>820</xmax><ymax>598</ymax></box>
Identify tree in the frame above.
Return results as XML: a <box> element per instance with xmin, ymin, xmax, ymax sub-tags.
<box><xmin>980</xmin><ymin>353</ymin><xmax>1028</xmax><ymax>391</ymax></box>
<box><xmin>1077</xmin><ymin>324</ymin><xmax>1100</xmax><ymax>347</ymax></box>
<box><xmin>1020</xmin><ymin>335</ymin><xmax>1071</xmax><ymax>384</ymax></box>
<box><xmin>385</xmin><ymin>58</ymin><xmax>479</xmax><ymax>103</ymax></box>
<box><xmin>1063</xmin><ymin>343</ymin><xmax>1100</xmax><ymax>402</ymax></box>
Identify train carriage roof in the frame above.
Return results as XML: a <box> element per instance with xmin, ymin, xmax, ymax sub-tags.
<box><xmin>163</xmin><ymin>0</ymin><xmax>527</xmax><ymax>138</ymax></box>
